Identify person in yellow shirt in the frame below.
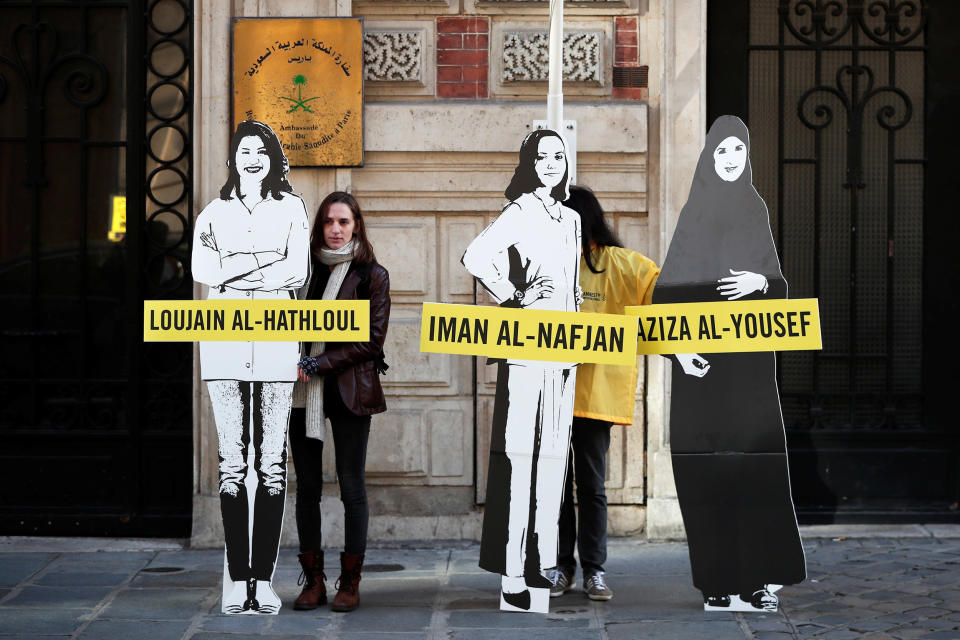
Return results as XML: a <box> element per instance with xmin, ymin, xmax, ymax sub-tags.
<box><xmin>549</xmin><ymin>186</ymin><xmax>659</xmax><ymax>601</ymax></box>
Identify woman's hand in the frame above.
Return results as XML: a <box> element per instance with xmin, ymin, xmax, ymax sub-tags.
<box><xmin>676</xmin><ymin>353</ymin><xmax>710</xmax><ymax>377</ymax></box>
<box><xmin>717</xmin><ymin>269</ymin><xmax>767</xmax><ymax>300</ymax></box>
<box><xmin>519</xmin><ymin>276</ymin><xmax>554</xmax><ymax>307</ymax></box>
<box><xmin>297</xmin><ymin>365</ymin><xmax>310</xmax><ymax>382</ymax></box>
<box><xmin>200</xmin><ymin>225</ymin><xmax>218</xmax><ymax>252</ymax></box>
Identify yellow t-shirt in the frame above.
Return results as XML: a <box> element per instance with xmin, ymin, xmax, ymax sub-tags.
<box><xmin>574</xmin><ymin>246</ymin><xmax>659</xmax><ymax>425</ymax></box>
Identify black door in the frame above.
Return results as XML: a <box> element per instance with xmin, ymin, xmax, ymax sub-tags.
<box><xmin>708</xmin><ymin>0</ymin><xmax>960</xmax><ymax>522</ymax></box>
<box><xmin>0</xmin><ymin>0</ymin><xmax>194</xmax><ymax>536</ymax></box>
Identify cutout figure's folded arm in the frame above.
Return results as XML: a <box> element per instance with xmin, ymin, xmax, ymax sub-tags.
<box><xmin>254</xmin><ymin>213</ymin><xmax>310</xmax><ymax>291</ymax></box>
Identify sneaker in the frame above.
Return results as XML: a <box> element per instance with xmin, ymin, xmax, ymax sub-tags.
<box><xmin>583</xmin><ymin>571</ymin><xmax>613</xmax><ymax>601</ymax></box>
<box><xmin>548</xmin><ymin>566</ymin><xmax>575</xmax><ymax>597</ymax></box>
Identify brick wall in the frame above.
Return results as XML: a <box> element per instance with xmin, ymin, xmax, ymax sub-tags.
<box><xmin>613</xmin><ymin>16</ymin><xmax>647</xmax><ymax>100</ymax></box>
<box><xmin>436</xmin><ymin>17</ymin><xmax>489</xmax><ymax>99</ymax></box>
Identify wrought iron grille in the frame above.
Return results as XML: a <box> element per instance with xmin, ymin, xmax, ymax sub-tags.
<box><xmin>748</xmin><ymin>0</ymin><xmax>926</xmax><ymax>431</ymax></box>
<box><xmin>0</xmin><ymin>0</ymin><xmax>193</xmax><ymax>536</ymax></box>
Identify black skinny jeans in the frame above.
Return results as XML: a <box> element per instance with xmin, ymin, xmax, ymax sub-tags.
<box><xmin>289</xmin><ymin>379</ymin><xmax>371</xmax><ymax>556</ymax></box>
<box><xmin>557</xmin><ymin>417</ymin><xmax>612</xmax><ymax>575</ymax></box>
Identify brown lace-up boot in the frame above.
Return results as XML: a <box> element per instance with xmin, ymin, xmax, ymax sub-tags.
<box><xmin>293</xmin><ymin>550</ymin><xmax>327</xmax><ymax>610</ymax></box>
<box><xmin>330</xmin><ymin>552</ymin><xmax>363</xmax><ymax>612</ymax></box>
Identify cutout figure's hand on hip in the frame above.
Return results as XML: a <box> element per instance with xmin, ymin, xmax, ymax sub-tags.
<box><xmin>677</xmin><ymin>353</ymin><xmax>710</xmax><ymax>377</ymax></box>
<box><xmin>717</xmin><ymin>269</ymin><xmax>767</xmax><ymax>300</ymax></box>
<box><xmin>519</xmin><ymin>276</ymin><xmax>554</xmax><ymax>307</ymax></box>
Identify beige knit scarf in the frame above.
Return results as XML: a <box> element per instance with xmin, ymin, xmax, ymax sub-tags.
<box><xmin>292</xmin><ymin>239</ymin><xmax>355</xmax><ymax>440</ymax></box>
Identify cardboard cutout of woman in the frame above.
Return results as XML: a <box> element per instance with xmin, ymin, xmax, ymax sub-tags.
<box><xmin>652</xmin><ymin>116</ymin><xmax>806</xmax><ymax>612</ymax></box>
<box><xmin>462</xmin><ymin>129</ymin><xmax>582</xmax><ymax>613</ymax></box>
<box><xmin>192</xmin><ymin>120</ymin><xmax>310</xmax><ymax>615</ymax></box>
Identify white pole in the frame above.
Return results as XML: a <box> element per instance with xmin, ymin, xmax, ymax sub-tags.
<box><xmin>547</xmin><ymin>0</ymin><xmax>563</xmax><ymax>132</ymax></box>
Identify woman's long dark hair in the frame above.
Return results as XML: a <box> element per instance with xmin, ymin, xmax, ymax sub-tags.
<box><xmin>565</xmin><ymin>185</ymin><xmax>622</xmax><ymax>274</ymax></box>
<box><xmin>311</xmin><ymin>191</ymin><xmax>377</xmax><ymax>265</ymax></box>
<box><xmin>219</xmin><ymin>120</ymin><xmax>293</xmax><ymax>201</ymax></box>
<box><xmin>504</xmin><ymin>129</ymin><xmax>570</xmax><ymax>202</ymax></box>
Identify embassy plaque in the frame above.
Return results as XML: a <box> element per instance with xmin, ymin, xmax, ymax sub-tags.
<box><xmin>233</xmin><ymin>18</ymin><xmax>363</xmax><ymax>167</ymax></box>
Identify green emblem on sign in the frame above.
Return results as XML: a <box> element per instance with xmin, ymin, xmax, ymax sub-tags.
<box><xmin>280</xmin><ymin>75</ymin><xmax>321</xmax><ymax>113</ymax></box>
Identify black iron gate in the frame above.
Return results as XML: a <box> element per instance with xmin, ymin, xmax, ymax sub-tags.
<box><xmin>0</xmin><ymin>0</ymin><xmax>193</xmax><ymax>536</ymax></box>
<box><xmin>709</xmin><ymin>0</ymin><xmax>960</xmax><ymax>521</ymax></box>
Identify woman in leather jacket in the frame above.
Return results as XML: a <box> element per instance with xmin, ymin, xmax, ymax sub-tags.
<box><xmin>288</xmin><ymin>191</ymin><xmax>390</xmax><ymax>613</ymax></box>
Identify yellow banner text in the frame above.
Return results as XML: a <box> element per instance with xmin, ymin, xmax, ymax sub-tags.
<box><xmin>624</xmin><ymin>298</ymin><xmax>822</xmax><ymax>354</ymax></box>
<box><xmin>144</xmin><ymin>300</ymin><xmax>369</xmax><ymax>342</ymax></box>
<box><xmin>420</xmin><ymin>303</ymin><xmax>639</xmax><ymax>366</ymax></box>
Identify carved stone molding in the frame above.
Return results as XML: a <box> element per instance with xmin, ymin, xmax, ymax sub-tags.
<box><xmin>502</xmin><ymin>31</ymin><xmax>602</xmax><ymax>83</ymax></box>
<box><xmin>363</xmin><ymin>30</ymin><xmax>423</xmax><ymax>82</ymax></box>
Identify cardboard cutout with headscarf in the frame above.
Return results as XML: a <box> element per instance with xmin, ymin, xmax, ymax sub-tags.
<box><xmin>653</xmin><ymin>116</ymin><xmax>806</xmax><ymax>612</ymax></box>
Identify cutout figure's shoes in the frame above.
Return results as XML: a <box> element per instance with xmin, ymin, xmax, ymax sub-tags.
<box><xmin>254</xmin><ymin>579</ymin><xmax>281</xmax><ymax>614</ymax></box>
<box><xmin>294</xmin><ymin>550</ymin><xmax>327</xmax><ymax>610</ymax></box>
<box><xmin>525</xmin><ymin>571</ymin><xmax>554</xmax><ymax>589</ymax></box>
<box><xmin>584</xmin><ymin>571</ymin><xmax>613</xmax><ymax>601</ymax></box>
<box><xmin>548</xmin><ymin>566</ymin><xmax>575</xmax><ymax>597</ymax></box>
<box><xmin>331</xmin><ymin>552</ymin><xmax>363</xmax><ymax>612</ymax></box>
<box><xmin>242</xmin><ymin>578</ymin><xmax>260</xmax><ymax>612</ymax></box>
<box><xmin>743</xmin><ymin>588</ymin><xmax>778</xmax><ymax>612</ymax></box>
<box><xmin>502</xmin><ymin>588</ymin><xmax>531</xmax><ymax>610</ymax></box>
<box><xmin>223</xmin><ymin>580</ymin><xmax>249</xmax><ymax>614</ymax></box>
<box><xmin>704</xmin><ymin>594</ymin><xmax>732</xmax><ymax>609</ymax></box>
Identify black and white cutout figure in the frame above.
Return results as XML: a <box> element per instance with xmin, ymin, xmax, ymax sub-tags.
<box><xmin>462</xmin><ymin>129</ymin><xmax>582</xmax><ymax>613</ymax></box>
<box><xmin>192</xmin><ymin>120</ymin><xmax>310</xmax><ymax>615</ymax></box>
<box><xmin>652</xmin><ymin>115</ymin><xmax>806</xmax><ymax>613</ymax></box>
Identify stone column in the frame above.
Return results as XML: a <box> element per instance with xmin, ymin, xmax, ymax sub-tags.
<box><xmin>642</xmin><ymin>0</ymin><xmax>707</xmax><ymax>540</ymax></box>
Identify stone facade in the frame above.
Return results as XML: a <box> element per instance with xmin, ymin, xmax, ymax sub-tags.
<box><xmin>191</xmin><ymin>0</ymin><xmax>705</xmax><ymax>548</ymax></box>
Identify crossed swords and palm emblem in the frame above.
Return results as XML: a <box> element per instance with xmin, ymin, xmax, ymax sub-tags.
<box><xmin>280</xmin><ymin>74</ymin><xmax>321</xmax><ymax>113</ymax></box>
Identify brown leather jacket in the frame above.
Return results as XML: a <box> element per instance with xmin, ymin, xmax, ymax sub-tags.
<box><xmin>304</xmin><ymin>260</ymin><xmax>390</xmax><ymax>416</ymax></box>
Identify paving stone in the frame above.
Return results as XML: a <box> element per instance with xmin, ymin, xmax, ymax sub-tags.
<box><xmin>917</xmin><ymin>632</ymin><xmax>960</xmax><ymax>639</ymax></box>
<box><xmin>357</xmin><ymin>576</ymin><xmax>439</xmax><ymax>606</ymax></box>
<box><xmin>0</xmin><ymin>553</ymin><xmax>56</xmax><ymax>586</ymax></box>
<box><xmin>751</xmin><ymin>633</ymin><xmax>794</xmax><ymax>640</ymax></box>
<box><xmin>100</xmin><ymin>587</ymin><xmax>213</xmax><ymax>620</ymax></box>
<box><xmin>146</xmin><ymin>549</ymin><xmax>225</xmax><ymax>569</ymax></box>
<box><xmin>35</xmin><ymin>571</ymin><xmax>132</xmax><ymax>587</ymax></box>
<box><xmin>848</xmin><ymin>618</ymin><xmax>899</xmax><ymax>632</ymax></box>
<box><xmin>0</xmin><ymin>607</ymin><xmax>84</xmax><ymax>635</ymax></box>
<box><xmin>448</xmin><ymin>571</ymin><xmax>500</xmax><ymax>591</ymax></box>
<box><xmin>453</xmin><ymin>631</ymin><xmax>603</xmax><ymax>640</ymax></box>
<box><xmin>605</xmin><ymin>620</ymin><xmax>746</xmax><ymax>640</ymax></box>
<box><xmin>887</xmin><ymin>626</ymin><xmax>932</xmax><ymax>639</ymax></box>
<box><xmin>741</xmin><ymin>613</ymin><xmax>791</xmax><ymax>631</ymax></box>
<box><xmin>77</xmin><ymin>619</ymin><xmax>191</xmax><ymax>640</ymax></box>
<box><xmin>200</xmin><ymin>615</ymin><xmax>270</xmax><ymax>633</ymax></box>
<box><xmin>1</xmin><ymin>585</ymin><xmax>113</xmax><ymax>608</ymax></box>
<box><xmin>903</xmin><ymin>607</ymin><xmax>952</xmax><ymax>619</ymax></box>
<box><xmin>267</xmin><ymin>611</ymin><xmax>332</xmax><ymax>634</ymax></box>
<box><xmin>47</xmin><ymin>552</ymin><xmax>153</xmax><ymax>572</ymax></box>
<box><xmin>190</xmin><ymin>634</ymin><xmax>316</xmax><ymax>640</ymax></box>
<box><xmin>601</xmin><ymin>574</ymin><xmax>736</xmax><ymax>623</ymax></box>
<box><xmin>448</xmin><ymin>610</ymin><xmax>591</xmax><ymax>629</ymax></box>
<box><xmin>131</xmin><ymin>569</ymin><xmax>222</xmax><ymax>588</ymax></box>
<box><xmin>820</xmin><ymin>629</ymin><xmax>869</xmax><ymax>639</ymax></box>
<box><xmin>338</xmin><ymin>606</ymin><xmax>433</xmax><ymax>632</ymax></box>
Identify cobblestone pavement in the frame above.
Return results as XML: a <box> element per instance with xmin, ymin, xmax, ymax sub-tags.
<box><xmin>0</xmin><ymin>526</ymin><xmax>958</xmax><ymax>639</ymax></box>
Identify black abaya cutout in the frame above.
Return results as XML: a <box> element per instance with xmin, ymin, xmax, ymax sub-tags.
<box><xmin>652</xmin><ymin>116</ymin><xmax>806</xmax><ymax>597</ymax></box>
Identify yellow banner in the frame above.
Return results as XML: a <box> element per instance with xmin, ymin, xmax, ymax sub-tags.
<box><xmin>624</xmin><ymin>298</ymin><xmax>821</xmax><ymax>354</ymax></box>
<box><xmin>420</xmin><ymin>303</ymin><xmax>639</xmax><ymax>366</ymax></box>
<box><xmin>144</xmin><ymin>300</ymin><xmax>369</xmax><ymax>342</ymax></box>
